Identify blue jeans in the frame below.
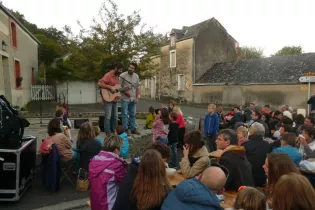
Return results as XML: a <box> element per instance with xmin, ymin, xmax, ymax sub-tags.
<box><xmin>104</xmin><ymin>102</ymin><xmax>118</xmax><ymax>133</ymax></box>
<box><xmin>157</xmin><ymin>137</ymin><xmax>168</xmax><ymax>144</ymax></box>
<box><xmin>170</xmin><ymin>143</ymin><xmax>178</xmax><ymax>168</ymax></box>
<box><xmin>121</xmin><ymin>100</ymin><xmax>136</xmax><ymax>131</ymax></box>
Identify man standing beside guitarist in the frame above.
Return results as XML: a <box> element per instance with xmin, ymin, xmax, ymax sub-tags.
<box><xmin>119</xmin><ymin>63</ymin><xmax>140</xmax><ymax>135</ymax></box>
<box><xmin>98</xmin><ymin>63</ymin><xmax>124</xmax><ymax>135</ymax></box>
<box><xmin>98</xmin><ymin>62</ymin><xmax>140</xmax><ymax>136</ymax></box>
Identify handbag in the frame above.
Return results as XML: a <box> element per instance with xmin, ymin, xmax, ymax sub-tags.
<box><xmin>39</xmin><ymin>138</ymin><xmax>54</xmax><ymax>154</ymax></box>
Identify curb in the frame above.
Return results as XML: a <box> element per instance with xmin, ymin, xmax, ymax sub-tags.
<box><xmin>21</xmin><ymin>111</ymin><xmax>149</xmax><ymax>119</ymax></box>
<box><xmin>32</xmin><ymin>197</ymin><xmax>89</xmax><ymax>210</ymax></box>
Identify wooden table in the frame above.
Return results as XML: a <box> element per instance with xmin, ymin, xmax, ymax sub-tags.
<box><xmin>168</xmin><ymin>173</ymin><xmax>185</xmax><ymax>186</ymax></box>
<box><xmin>221</xmin><ymin>190</ymin><xmax>237</xmax><ymax>208</ymax></box>
<box><xmin>168</xmin><ymin>173</ymin><xmax>236</xmax><ymax>208</ymax></box>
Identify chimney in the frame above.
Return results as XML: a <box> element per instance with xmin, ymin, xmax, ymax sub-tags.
<box><xmin>182</xmin><ymin>26</ymin><xmax>189</xmax><ymax>31</ymax></box>
<box><xmin>235</xmin><ymin>42</ymin><xmax>241</xmax><ymax>60</ymax></box>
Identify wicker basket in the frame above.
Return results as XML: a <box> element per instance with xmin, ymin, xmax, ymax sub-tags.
<box><xmin>76</xmin><ymin>168</ymin><xmax>89</xmax><ymax>192</ymax></box>
<box><xmin>76</xmin><ymin>179</ymin><xmax>89</xmax><ymax>192</ymax></box>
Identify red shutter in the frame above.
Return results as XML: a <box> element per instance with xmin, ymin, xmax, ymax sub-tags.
<box><xmin>15</xmin><ymin>60</ymin><xmax>21</xmax><ymax>88</ymax></box>
<box><xmin>11</xmin><ymin>22</ymin><xmax>17</xmax><ymax>48</ymax></box>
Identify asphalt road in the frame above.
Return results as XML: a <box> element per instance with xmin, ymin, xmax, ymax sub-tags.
<box><xmin>27</xmin><ymin>99</ymin><xmax>207</xmax><ymax>119</ymax></box>
<box><xmin>137</xmin><ymin>99</ymin><xmax>207</xmax><ymax>119</ymax></box>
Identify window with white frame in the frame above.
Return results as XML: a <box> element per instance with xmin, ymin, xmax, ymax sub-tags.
<box><xmin>170</xmin><ymin>50</ymin><xmax>176</xmax><ymax>68</ymax></box>
<box><xmin>170</xmin><ymin>35</ymin><xmax>176</xmax><ymax>47</ymax></box>
<box><xmin>177</xmin><ymin>74</ymin><xmax>185</xmax><ymax>91</ymax></box>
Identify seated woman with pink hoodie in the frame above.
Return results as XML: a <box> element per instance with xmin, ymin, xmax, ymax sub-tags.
<box><xmin>89</xmin><ymin>134</ymin><xmax>127</xmax><ymax>210</ymax></box>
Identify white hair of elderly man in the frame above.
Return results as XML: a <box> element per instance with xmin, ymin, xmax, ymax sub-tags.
<box><xmin>250</xmin><ymin>122</ymin><xmax>265</xmax><ymax>136</ymax></box>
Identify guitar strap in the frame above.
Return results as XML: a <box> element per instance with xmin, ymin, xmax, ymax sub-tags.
<box><xmin>119</xmin><ymin>75</ymin><xmax>132</xmax><ymax>85</ymax></box>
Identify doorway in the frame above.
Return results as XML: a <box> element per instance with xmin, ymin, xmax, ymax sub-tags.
<box><xmin>1</xmin><ymin>56</ymin><xmax>11</xmax><ymax>102</ymax></box>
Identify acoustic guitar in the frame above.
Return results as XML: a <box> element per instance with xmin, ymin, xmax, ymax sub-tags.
<box><xmin>100</xmin><ymin>83</ymin><xmax>140</xmax><ymax>102</ymax></box>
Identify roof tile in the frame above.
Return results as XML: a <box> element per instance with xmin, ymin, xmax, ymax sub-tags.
<box><xmin>196</xmin><ymin>53</ymin><xmax>315</xmax><ymax>84</ymax></box>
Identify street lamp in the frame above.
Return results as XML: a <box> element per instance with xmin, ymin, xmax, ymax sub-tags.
<box><xmin>2</xmin><ymin>40</ymin><xmax>6</xmax><ymax>51</ymax></box>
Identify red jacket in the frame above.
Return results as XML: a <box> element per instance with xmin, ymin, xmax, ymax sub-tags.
<box><xmin>176</xmin><ymin>114</ymin><xmax>186</xmax><ymax>128</ymax></box>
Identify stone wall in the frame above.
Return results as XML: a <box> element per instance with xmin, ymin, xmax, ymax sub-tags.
<box><xmin>128</xmin><ymin>130</ymin><xmax>153</xmax><ymax>158</ymax></box>
<box><xmin>158</xmin><ymin>39</ymin><xmax>194</xmax><ymax>102</ymax></box>
<box><xmin>140</xmin><ymin>19</ymin><xmax>238</xmax><ymax>103</ymax></box>
<box><xmin>140</xmin><ymin>39</ymin><xmax>194</xmax><ymax>102</ymax></box>
<box><xmin>193</xmin><ymin>84</ymin><xmax>313</xmax><ymax>109</ymax></box>
<box><xmin>194</xmin><ymin>19</ymin><xmax>237</xmax><ymax>80</ymax></box>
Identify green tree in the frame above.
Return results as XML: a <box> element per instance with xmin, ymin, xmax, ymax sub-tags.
<box><xmin>238</xmin><ymin>46</ymin><xmax>264</xmax><ymax>60</ymax></box>
<box><xmin>35</xmin><ymin>34</ymin><xmax>63</xmax><ymax>65</ymax></box>
<box><xmin>58</xmin><ymin>0</ymin><xmax>165</xmax><ymax>80</ymax></box>
<box><xmin>272</xmin><ymin>46</ymin><xmax>303</xmax><ymax>56</ymax></box>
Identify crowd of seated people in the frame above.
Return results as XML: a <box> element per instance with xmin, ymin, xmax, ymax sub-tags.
<box><xmin>40</xmin><ymin>102</ymin><xmax>315</xmax><ymax>210</ymax></box>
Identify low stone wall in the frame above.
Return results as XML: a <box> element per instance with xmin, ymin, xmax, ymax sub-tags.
<box><xmin>21</xmin><ymin>111</ymin><xmax>148</xmax><ymax>119</ymax></box>
<box><xmin>128</xmin><ymin>130</ymin><xmax>153</xmax><ymax>158</ymax></box>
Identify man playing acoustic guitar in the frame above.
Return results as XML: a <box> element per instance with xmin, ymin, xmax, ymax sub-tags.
<box><xmin>120</xmin><ymin>63</ymin><xmax>140</xmax><ymax>135</ymax></box>
<box><xmin>98</xmin><ymin>63</ymin><xmax>124</xmax><ymax>134</ymax></box>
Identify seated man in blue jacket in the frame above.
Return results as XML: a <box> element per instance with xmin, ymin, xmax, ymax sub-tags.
<box><xmin>162</xmin><ymin>166</ymin><xmax>226</xmax><ymax>210</ymax></box>
<box><xmin>204</xmin><ymin>104</ymin><xmax>219</xmax><ymax>152</ymax></box>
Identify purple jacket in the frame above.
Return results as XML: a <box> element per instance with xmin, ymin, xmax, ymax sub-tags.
<box><xmin>89</xmin><ymin>151</ymin><xmax>127</xmax><ymax>210</ymax></box>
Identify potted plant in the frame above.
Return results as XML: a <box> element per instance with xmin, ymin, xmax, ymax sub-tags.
<box><xmin>16</xmin><ymin>76</ymin><xmax>23</xmax><ymax>88</ymax></box>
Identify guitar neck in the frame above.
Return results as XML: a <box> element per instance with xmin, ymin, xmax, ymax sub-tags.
<box><xmin>116</xmin><ymin>84</ymin><xmax>139</xmax><ymax>92</ymax></box>
<box><xmin>116</xmin><ymin>87</ymin><xmax>130</xmax><ymax>92</ymax></box>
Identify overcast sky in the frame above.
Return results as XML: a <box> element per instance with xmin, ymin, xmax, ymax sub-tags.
<box><xmin>2</xmin><ymin>0</ymin><xmax>315</xmax><ymax>56</ymax></box>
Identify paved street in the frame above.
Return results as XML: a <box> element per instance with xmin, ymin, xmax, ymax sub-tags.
<box><xmin>26</xmin><ymin>99</ymin><xmax>207</xmax><ymax>119</ymax></box>
<box><xmin>137</xmin><ymin>99</ymin><xmax>207</xmax><ymax>119</ymax></box>
<box><xmin>71</xmin><ymin>206</ymin><xmax>90</xmax><ymax>210</ymax></box>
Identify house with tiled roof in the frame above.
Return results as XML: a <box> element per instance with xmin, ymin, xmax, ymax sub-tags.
<box><xmin>193</xmin><ymin>53</ymin><xmax>315</xmax><ymax>109</ymax></box>
<box><xmin>140</xmin><ymin>18</ymin><xmax>238</xmax><ymax>102</ymax></box>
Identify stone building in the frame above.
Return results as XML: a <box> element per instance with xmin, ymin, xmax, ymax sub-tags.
<box><xmin>140</xmin><ymin>18</ymin><xmax>238</xmax><ymax>102</ymax></box>
<box><xmin>193</xmin><ymin>53</ymin><xmax>315</xmax><ymax>110</ymax></box>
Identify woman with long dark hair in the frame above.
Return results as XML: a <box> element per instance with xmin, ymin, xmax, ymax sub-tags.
<box><xmin>262</xmin><ymin>153</ymin><xmax>299</xmax><ymax>208</ymax></box>
<box><xmin>130</xmin><ymin>149</ymin><xmax>172</xmax><ymax>210</ymax></box>
<box><xmin>112</xmin><ymin>143</ymin><xmax>171</xmax><ymax>210</ymax></box>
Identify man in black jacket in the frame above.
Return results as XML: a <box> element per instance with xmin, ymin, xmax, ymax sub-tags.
<box><xmin>243</xmin><ymin>102</ymin><xmax>256</xmax><ymax>122</ymax></box>
<box><xmin>308</xmin><ymin>95</ymin><xmax>315</xmax><ymax>111</ymax></box>
<box><xmin>216</xmin><ymin>129</ymin><xmax>254</xmax><ymax>190</ymax></box>
<box><xmin>229</xmin><ymin>106</ymin><xmax>244</xmax><ymax>129</ymax></box>
<box><xmin>250</xmin><ymin>111</ymin><xmax>270</xmax><ymax>137</ymax></box>
<box><xmin>242</xmin><ymin>122</ymin><xmax>270</xmax><ymax>186</ymax></box>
